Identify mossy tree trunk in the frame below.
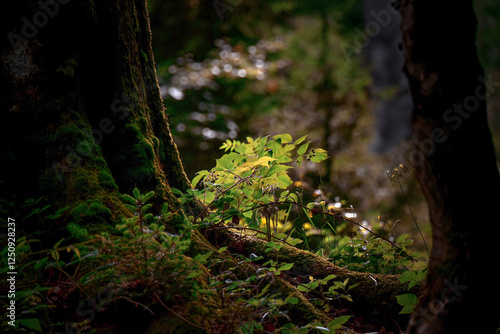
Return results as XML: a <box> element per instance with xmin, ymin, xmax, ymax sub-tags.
<box><xmin>2</xmin><ymin>1</ymin><xmax>414</xmax><ymax>333</ymax></box>
<box><xmin>1</xmin><ymin>0</ymin><xmax>190</xmax><ymax>235</ymax></box>
<box><xmin>400</xmin><ymin>1</ymin><xmax>500</xmax><ymax>333</ymax></box>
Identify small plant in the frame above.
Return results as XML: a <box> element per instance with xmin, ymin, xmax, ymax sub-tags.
<box><xmin>174</xmin><ymin>134</ymin><xmax>328</xmax><ymax>245</ymax></box>
<box><xmin>329</xmin><ymin>233</ymin><xmax>422</xmax><ymax>274</ymax></box>
<box><xmin>0</xmin><ymin>199</ymin><xmax>71</xmax><ymax>333</ymax></box>
<box><xmin>396</xmin><ymin>261</ymin><xmax>427</xmax><ymax>314</ymax></box>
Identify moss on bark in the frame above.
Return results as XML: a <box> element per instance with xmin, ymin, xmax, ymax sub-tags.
<box><xmin>208</xmin><ymin>229</ymin><xmax>419</xmax><ymax>327</ymax></box>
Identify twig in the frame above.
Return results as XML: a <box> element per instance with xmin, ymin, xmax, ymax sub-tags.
<box><xmin>396</xmin><ymin>181</ymin><xmax>430</xmax><ymax>258</ymax></box>
<box><xmin>115</xmin><ymin>296</ymin><xmax>155</xmax><ymax>315</ymax></box>
<box><xmin>154</xmin><ymin>292</ymin><xmax>205</xmax><ymax>331</ymax></box>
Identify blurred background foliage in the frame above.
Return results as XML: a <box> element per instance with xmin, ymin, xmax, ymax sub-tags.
<box><xmin>147</xmin><ymin>0</ymin><xmax>500</xmax><ymax>256</ymax></box>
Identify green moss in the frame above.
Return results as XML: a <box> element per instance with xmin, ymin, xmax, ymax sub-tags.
<box><xmin>111</xmin><ymin>124</ymin><xmax>157</xmax><ymax>188</ymax></box>
<box><xmin>71</xmin><ymin>200</ymin><xmax>112</xmax><ymax>231</ymax></box>
<box><xmin>99</xmin><ymin>170</ymin><xmax>118</xmax><ymax>190</ymax></box>
<box><xmin>138</xmin><ymin>116</ymin><xmax>149</xmax><ymax>131</ymax></box>
<box><xmin>51</xmin><ymin>123</ymin><xmax>85</xmax><ymax>146</ymax></box>
<box><xmin>67</xmin><ymin>222</ymin><xmax>89</xmax><ymax>240</ymax></box>
<box><xmin>151</xmin><ymin>136</ymin><xmax>160</xmax><ymax>149</ymax></box>
<box><xmin>73</xmin><ymin>170</ymin><xmax>92</xmax><ymax>194</ymax></box>
<box><xmin>268</xmin><ymin>277</ymin><xmax>330</xmax><ymax>326</ymax></box>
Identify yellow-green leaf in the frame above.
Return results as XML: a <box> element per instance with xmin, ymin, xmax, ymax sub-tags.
<box><xmin>273</xmin><ymin>134</ymin><xmax>293</xmax><ymax>144</ymax></box>
<box><xmin>297</xmin><ymin>143</ymin><xmax>309</xmax><ymax>155</ymax></box>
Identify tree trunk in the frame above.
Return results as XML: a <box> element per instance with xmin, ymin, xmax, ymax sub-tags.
<box><xmin>400</xmin><ymin>1</ymin><xmax>500</xmax><ymax>333</ymax></box>
<box><xmin>1</xmin><ymin>0</ymin><xmax>191</xmax><ymax>235</ymax></box>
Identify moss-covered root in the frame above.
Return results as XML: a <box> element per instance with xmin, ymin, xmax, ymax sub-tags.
<box><xmin>269</xmin><ymin>276</ymin><xmax>358</xmax><ymax>334</ymax></box>
<box><xmin>210</xmin><ymin>229</ymin><xmax>420</xmax><ymax>326</ymax></box>
<box><xmin>186</xmin><ymin>230</ymin><xmax>357</xmax><ymax>334</ymax></box>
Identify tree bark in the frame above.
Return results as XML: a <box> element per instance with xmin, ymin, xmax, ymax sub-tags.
<box><xmin>1</xmin><ymin>0</ymin><xmax>191</xmax><ymax>235</ymax></box>
<box><xmin>207</xmin><ymin>228</ymin><xmax>419</xmax><ymax>327</ymax></box>
<box><xmin>400</xmin><ymin>1</ymin><xmax>500</xmax><ymax>333</ymax></box>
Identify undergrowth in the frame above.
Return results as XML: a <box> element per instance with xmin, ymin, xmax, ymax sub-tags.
<box><xmin>1</xmin><ymin>134</ymin><xmax>427</xmax><ymax>333</ymax></box>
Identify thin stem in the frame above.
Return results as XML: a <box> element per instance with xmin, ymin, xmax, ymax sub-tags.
<box><xmin>397</xmin><ymin>181</ymin><xmax>430</xmax><ymax>258</ymax></box>
<box><xmin>115</xmin><ymin>296</ymin><xmax>155</xmax><ymax>315</ymax></box>
<box><xmin>154</xmin><ymin>292</ymin><xmax>206</xmax><ymax>331</ymax></box>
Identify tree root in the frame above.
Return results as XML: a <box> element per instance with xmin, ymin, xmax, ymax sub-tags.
<box><xmin>204</xmin><ymin>228</ymin><xmax>421</xmax><ymax>330</ymax></box>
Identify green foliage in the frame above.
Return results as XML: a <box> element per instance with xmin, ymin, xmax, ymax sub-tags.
<box><xmin>183</xmin><ymin>134</ymin><xmax>328</xmax><ymax>242</ymax></box>
<box><xmin>175</xmin><ymin>133</ymin><xmax>429</xmax><ymax>332</ymax></box>
<box><xmin>396</xmin><ymin>293</ymin><xmax>418</xmax><ymax>315</ymax></box>
<box><xmin>0</xmin><ymin>201</ymin><xmax>74</xmax><ymax>333</ymax></box>
<box><xmin>329</xmin><ymin>234</ymin><xmax>422</xmax><ymax>274</ymax></box>
<box><xmin>396</xmin><ymin>262</ymin><xmax>426</xmax><ymax>314</ymax></box>
<box><xmin>280</xmin><ymin>315</ymin><xmax>352</xmax><ymax>334</ymax></box>
<box><xmin>7</xmin><ymin>134</ymin><xmax>428</xmax><ymax>333</ymax></box>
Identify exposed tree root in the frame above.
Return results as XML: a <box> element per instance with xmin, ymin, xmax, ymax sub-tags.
<box><xmin>201</xmin><ymin>228</ymin><xmax>421</xmax><ymax>331</ymax></box>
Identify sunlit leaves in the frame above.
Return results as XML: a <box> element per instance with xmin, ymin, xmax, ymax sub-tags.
<box><xmin>273</xmin><ymin>133</ymin><xmax>293</xmax><ymax>144</ymax></box>
<box><xmin>185</xmin><ymin>134</ymin><xmax>333</xmax><ymax>247</ymax></box>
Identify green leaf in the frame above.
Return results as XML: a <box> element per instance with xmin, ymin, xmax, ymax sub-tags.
<box><xmin>297</xmin><ymin>143</ymin><xmax>309</xmax><ymax>155</ymax></box>
<box><xmin>277</xmin><ymin>173</ymin><xmax>293</xmax><ymax>188</ymax></box>
<box><xmin>298</xmin><ymin>281</ymin><xmax>319</xmax><ymax>291</ymax></box>
<box><xmin>268</xmin><ymin>164</ymin><xmax>292</xmax><ymax>176</ymax></box>
<box><xmin>25</xmin><ymin>198</ymin><xmax>35</xmax><ymax>205</ymax></box>
<box><xmin>396</xmin><ymin>293</ymin><xmax>418</xmax><ymax>314</ymax></box>
<box><xmin>412</xmin><ymin>261</ymin><xmax>428</xmax><ymax>271</ymax></box>
<box><xmin>253</xmin><ymin>156</ymin><xmax>276</xmax><ymax>167</ymax></box>
<box><xmin>171</xmin><ymin>187</ymin><xmax>183</xmax><ymax>195</ymax></box>
<box><xmin>321</xmin><ymin>274</ymin><xmax>337</xmax><ymax>284</ymax></box>
<box><xmin>284</xmin><ymin>144</ymin><xmax>295</xmax><ymax>152</ymax></box>
<box><xmin>217</xmin><ymin>159</ymin><xmax>234</xmax><ymax>170</ymax></box>
<box><xmin>400</xmin><ymin>305</ymin><xmax>415</xmax><ymax>314</ymax></box>
<box><xmin>288</xmin><ymin>238</ymin><xmax>303</xmax><ymax>246</ymax></box>
<box><xmin>284</xmin><ymin>296</ymin><xmax>299</xmax><ymax>304</ymax></box>
<box><xmin>191</xmin><ymin>170</ymin><xmax>208</xmax><ymax>188</ymax></box>
<box><xmin>278</xmin><ymin>263</ymin><xmax>294</xmax><ymax>271</ymax></box>
<box><xmin>294</xmin><ymin>135</ymin><xmax>308</xmax><ymax>145</ymax></box>
<box><xmin>19</xmin><ymin>318</ymin><xmax>42</xmax><ymax>332</ymax></box>
<box><xmin>273</xmin><ymin>133</ymin><xmax>293</xmax><ymax>144</ymax></box>
<box><xmin>275</xmin><ymin>233</ymin><xmax>288</xmax><ymax>239</ymax></box>
<box><xmin>53</xmin><ymin>237</ymin><xmax>65</xmax><ymax>249</ymax></box>
<box><xmin>328</xmin><ymin>315</ymin><xmax>352</xmax><ymax>330</ymax></box>
<box><xmin>310</xmin><ymin>148</ymin><xmax>329</xmax><ymax>163</ymax></box>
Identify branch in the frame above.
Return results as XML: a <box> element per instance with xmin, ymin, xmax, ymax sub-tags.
<box><xmin>154</xmin><ymin>292</ymin><xmax>206</xmax><ymax>331</ymax></box>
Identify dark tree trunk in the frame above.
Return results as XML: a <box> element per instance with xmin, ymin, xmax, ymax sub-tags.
<box><xmin>0</xmin><ymin>0</ymin><xmax>191</xmax><ymax>235</ymax></box>
<box><xmin>400</xmin><ymin>1</ymin><xmax>500</xmax><ymax>333</ymax></box>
